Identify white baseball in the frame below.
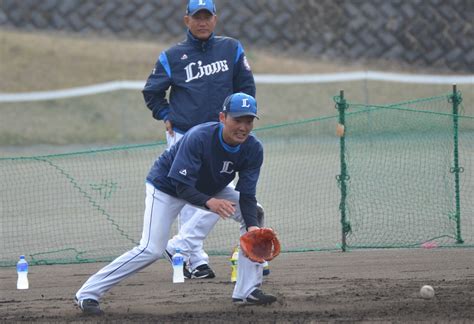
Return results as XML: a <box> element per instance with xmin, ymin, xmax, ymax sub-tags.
<box><xmin>420</xmin><ymin>285</ymin><xmax>435</xmax><ymax>299</ymax></box>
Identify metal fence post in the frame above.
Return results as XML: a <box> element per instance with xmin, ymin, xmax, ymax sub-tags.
<box><xmin>449</xmin><ymin>84</ymin><xmax>464</xmax><ymax>244</ymax></box>
<box><xmin>335</xmin><ymin>90</ymin><xmax>351</xmax><ymax>251</ymax></box>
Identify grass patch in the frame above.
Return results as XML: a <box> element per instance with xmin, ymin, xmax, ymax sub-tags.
<box><xmin>0</xmin><ymin>29</ymin><xmax>366</xmax><ymax>92</ymax></box>
<box><xmin>0</xmin><ymin>29</ymin><xmax>472</xmax><ymax>150</ymax></box>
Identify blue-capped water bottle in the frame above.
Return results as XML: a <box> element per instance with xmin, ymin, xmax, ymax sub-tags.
<box><xmin>16</xmin><ymin>255</ymin><xmax>29</xmax><ymax>289</ymax></box>
<box><xmin>172</xmin><ymin>249</ymin><xmax>185</xmax><ymax>283</ymax></box>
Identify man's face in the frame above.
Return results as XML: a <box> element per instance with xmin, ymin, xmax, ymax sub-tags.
<box><xmin>219</xmin><ymin>113</ymin><xmax>255</xmax><ymax>146</ymax></box>
<box><xmin>184</xmin><ymin>10</ymin><xmax>217</xmax><ymax>41</ymax></box>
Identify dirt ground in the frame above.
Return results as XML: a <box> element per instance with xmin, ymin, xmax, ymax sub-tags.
<box><xmin>1</xmin><ymin>249</ymin><xmax>473</xmax><ymax>323</ymax></box>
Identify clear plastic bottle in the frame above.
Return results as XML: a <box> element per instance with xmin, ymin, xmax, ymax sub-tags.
<box><xmin>172</xmin><ymin>249</ymin><xmax>185</xmax><ymax>283</ymax></box>
<box><xmin>262</xmin><ymin>260</ymin><xmax>270</xmax><ymax>276</ymax></box>
<box><xmin>230</xmin><ymin>246</ymin><xmax>239</xmax><ymax>282</ymax></box>
<box><xmin>16</xmin><ymin>255</ymin><xmax>29</xmax><ymax>290</ymax></box>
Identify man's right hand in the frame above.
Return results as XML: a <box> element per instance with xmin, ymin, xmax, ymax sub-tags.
<box><xmin>165</xmin><ymin>120</ymin><xmax>174</xmax><ymax>136</ymax></box>
<box><xmin>205</xmin><ymin>198</ymin><xmax>236</xmax><ymax>219</ymax></box>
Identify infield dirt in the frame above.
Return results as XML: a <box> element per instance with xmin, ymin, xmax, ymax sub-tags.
<box><xmin>1</xmin><ymin>249</ymin><xmax>473</xmax><ymax>323</ymax></box>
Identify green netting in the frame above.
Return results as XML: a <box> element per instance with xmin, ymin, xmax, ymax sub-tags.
<box><xmin>1</xmin><ymin>91</ymin><xmax>473</xmax><ymax>267</ymax></box>
<box><xmin>336</xmin><ymin>91</ymin><xmax>474</xmax><ymax>250</ymax></box>
<box><xmin>0</xmin><ymin>117</ymin><xmax>341</xmax><ymax>267</ymax></box>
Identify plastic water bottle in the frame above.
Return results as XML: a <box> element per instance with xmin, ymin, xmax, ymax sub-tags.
<box><xmin>230</xmin><ymin>246</ymin><xmax>239</xmax><ymax>282</ymax></box>
<box><xmin>172</xmin><ymin>249</ymin><xmax>185</xmax><ymax>283</ymax></box>
<box><xmin>16</xmin><ymin>255</ymin><xmax>29</xmax><ymax>290</ymax></box>
<box><xmin>263</xmin><ymin>260</ymin><xmax>270</xmax><ymax>276</ymax></box>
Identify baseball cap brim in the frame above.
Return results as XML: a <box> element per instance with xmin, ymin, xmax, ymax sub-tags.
<box><xmin>189</xmin><ymin>8</ymin><xmax>215</xmax><ymax>16</ymax></box>
<box><xmin>227</xmin><ymin>112</ymin><xmax>259</xmax><ymax>119</ymax></box>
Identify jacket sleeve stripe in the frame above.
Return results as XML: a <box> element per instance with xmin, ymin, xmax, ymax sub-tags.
<box><xmin>159</xmin><ymin>52</ymin><xmax>172</xmax><ymax>78</ymax></box>
<box><xmin>235</xmin><ymin>42</ymin><xmax>244</xmax><ymax>64</ymax></box>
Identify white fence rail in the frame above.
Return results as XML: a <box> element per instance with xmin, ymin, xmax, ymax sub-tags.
<box><xmin>1</xmin><ymin>71</ymin><xmax>473</xmax><ymax>103</ymax></box>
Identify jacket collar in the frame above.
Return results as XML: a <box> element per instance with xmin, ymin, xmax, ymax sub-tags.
<box><xmin>186</xmin><ymin>30</ymin><xmax>215</xmax><ymax>51</ymax></box>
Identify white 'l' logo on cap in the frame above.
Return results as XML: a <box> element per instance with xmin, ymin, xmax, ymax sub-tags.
<box><xmin>242</xmin><ymin>99</ymin><xmax>250</xmax><ymax>108</ymax></box>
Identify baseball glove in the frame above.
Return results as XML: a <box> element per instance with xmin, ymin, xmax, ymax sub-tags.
<box><xmin>240</xmin><ymin>228</ymin><xmax>281</xmax><ymax>263</ymax></box>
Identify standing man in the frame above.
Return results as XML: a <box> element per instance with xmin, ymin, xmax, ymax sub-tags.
<box><xmin>75</xmin><ymin>93</ymin><xmax>277</xmax><ymax>315</ymax></box>
<box><xmin>142</xmin><ymin>0</ymin><xmax>257</xmax><ymax>279</ymax></box>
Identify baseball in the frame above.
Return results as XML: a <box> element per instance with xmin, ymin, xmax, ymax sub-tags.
<box><xmin>420</xmin><ymin>285</ymin><xmax>435</xmax><ymax>299</ymax></box>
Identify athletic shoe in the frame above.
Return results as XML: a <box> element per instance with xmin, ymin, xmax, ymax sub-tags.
<box><xmin>190</xmin><ymin>264</ymin><xmax>216</xmax><ymax>279</ymax></box>
<box><xmin>183</xmin><ymin>264</ymin><xmax>192</xmax><ymax>279</ymax></box>
<box><xmin>232</xmin><ymin>289</ymin><xmax>277</xmax><ymax>305</ymax></box>
<box><xmin>74</xmin><ymin>296</ymin><xmax>103</xmax><ymax>315</ymax></box>
<box><xmin>164</xmin><ymin>249</ymin><xmax>192</xmax><ymax>279</ymax></box>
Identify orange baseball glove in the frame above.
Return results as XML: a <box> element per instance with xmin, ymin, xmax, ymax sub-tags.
<box><xmin>240</xmin><ymin>228</ymin><xmax>281</xmax><ymax>263</ymax></box>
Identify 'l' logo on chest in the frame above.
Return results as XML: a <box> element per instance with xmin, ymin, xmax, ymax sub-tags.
<box><xmin>220</xmin><ymin>161</ymin><xmax>234</xmax><ymax>174</ymax></box>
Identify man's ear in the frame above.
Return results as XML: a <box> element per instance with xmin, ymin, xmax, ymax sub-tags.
<box><xmin>219</xmin><ymin>112</ymin><xmax>226</xmax><ymax>123</ymax></box>
<box><xmin>184</xmin><ymin>16</ymin><xmax>190</xmax><ymax>28</ymax></box>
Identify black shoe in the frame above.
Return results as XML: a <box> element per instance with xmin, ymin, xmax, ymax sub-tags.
<box><xmin>164</xmin><ymin>249</ymin><xmax>192</xmax><ymax>279</ymax></box>
<box><xmin>75</xmin><ymin>296</ymin><xmax>103</xmax><ymax>315</ymax></box>
<box><xmin>191</xmin><ymin>264</ymin><xmax>215</xmax><ymax>279</ymax></box>
<box><xmin>232</xmin><ymin>289</ymin><xmax>277</xmax><ymax>305</ymax></box>
<box><xmin>183</xmin><ymin>264</ymin><xmax>192</xmax><ymax>279</ymax></box>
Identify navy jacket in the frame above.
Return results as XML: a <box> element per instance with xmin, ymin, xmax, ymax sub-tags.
<box><xmin>146</xmin><ymin>122</ymin><xmax>263</xmax><ymax>228</ymax></box>
<box><xmin>143</xmin><ymin>31</ymin><xmax>256</xmax><ymax>133</ymax></box>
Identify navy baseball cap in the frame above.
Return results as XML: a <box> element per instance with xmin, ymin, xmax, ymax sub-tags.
<box><xmin>186</xmin><ymin>0</ymin><xmax>216</xmax><ymax>16</ymax></box>
<box><xmin>222</xmin><ymin>93</ymin><xmax>259</xmax><ymax>119</ymax></box>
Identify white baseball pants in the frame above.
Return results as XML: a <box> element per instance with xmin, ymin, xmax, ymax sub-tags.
<box><xmin>166</xmin><ymin>131</ymin><xmax>211</xmax><ymax>270</ymax></box>
<box><xmin>75</xmin><ymin>183</ymin><xmax>263</xmax><ymax>302</ymax></box>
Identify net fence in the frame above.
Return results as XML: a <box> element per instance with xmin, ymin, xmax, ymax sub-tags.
<box><xmin>337</xmin><ymin>91</ymin><xmax>474</xmax><ymax>249</ymax></box>
<box><xmin>1</xmin><ymin>91</ymin><xmax>473</xmax><ymax>266</ymax></box>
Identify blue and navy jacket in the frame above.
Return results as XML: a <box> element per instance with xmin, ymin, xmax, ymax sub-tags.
<box><xmin>146</xmin><ymin>122</ymin><xmax>263</xmax><ymax>228</ymax></box>
<box><xmin>142</xmin><ymin>31</ymin><xmax>256</xmax><ymax>133</ymax></box>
